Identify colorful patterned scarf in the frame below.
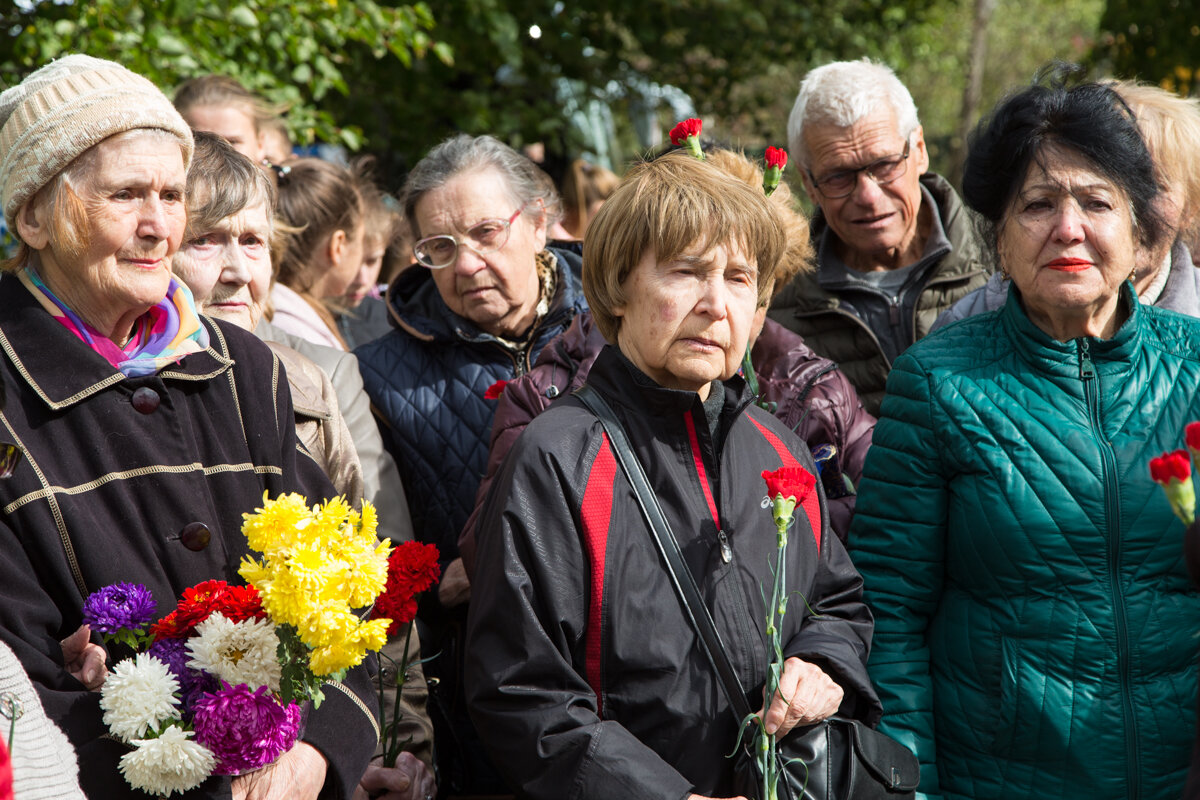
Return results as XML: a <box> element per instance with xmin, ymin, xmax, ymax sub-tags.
<box><xmin>20</xmin><ymin>267</ymin><xmax>210</xmax><ymax>377</ymax></box>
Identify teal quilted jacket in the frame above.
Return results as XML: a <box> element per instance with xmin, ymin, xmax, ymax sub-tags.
<box><xmin>850</xmin><ymin>283</ymin><xmax>1200</xmax><ymax>800</ymax></box>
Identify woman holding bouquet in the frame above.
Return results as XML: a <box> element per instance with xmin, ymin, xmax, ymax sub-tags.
<box><xmin>0</xmin><ymin>56</ymin><xmax>378</xmax><ymax>798</ymax></box>
<box><xmin>849</xmin><ymin>76</ymin><xmax>1200</xmax><ymax>800</ymax></box>
<box><xmin>465</xmin><ymin>152</ymin><xmax>880</xmax><ymax>799</ymax></box>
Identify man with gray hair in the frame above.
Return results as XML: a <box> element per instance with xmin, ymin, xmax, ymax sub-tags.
<box><xmin>769</xmin><ymin>58</ymin><xmax>990</xmax><ymax>415</ymax></box>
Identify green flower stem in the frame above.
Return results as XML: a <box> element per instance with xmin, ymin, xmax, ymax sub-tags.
<box><xmin>757</xmin><ymin>494</ymin><xmax>795</xmax><ymax>800</ymax></box>
<box><xmin>383</xmin><ymin>621</ymin><xmax>415</xmax><ymax>768</ymax></box>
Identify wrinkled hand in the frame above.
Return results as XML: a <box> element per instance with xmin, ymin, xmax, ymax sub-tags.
<box><xmin>61</xmin><ymin>624</ymin><xmax>107</xmax><ymax>690</ymax></box>
<box><xmin>437</xmin><ymin>558</ymin><xmax>470</xmax><ymax>608</ymax></box>
<box><xmin>352</xmin><ymin>753</ymin><xmax>436</xmax><ymax>800</ymax></box>
<box><xmin>232</xmin><ymin>741</ymin><xmax>327</xmax><ymax>800</ymax></box>
<box><xmin>760</xmin><ymin>657</ymin><xmax>843</xmax><ymax>737</ymax></box>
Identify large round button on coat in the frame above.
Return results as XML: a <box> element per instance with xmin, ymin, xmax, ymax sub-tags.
<box><xmin>180</xmin><ymin>522</ymin><xmax>211</xmax><ymax>552</ymax></box>
<box><xmin>131</xmin><ymin>387</ymin><xmax>161</xmax><ymax>414</ymax></box>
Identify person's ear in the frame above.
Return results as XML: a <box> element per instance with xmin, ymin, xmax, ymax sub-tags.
<box><xmin>16</xmin><ymin>199</ymin><xmax>50</xmax><ymax>250</ymax></box>
<box><xmin>799</xmin><ymin>169</ymin><xmax>821</xmax><ymax>208</ymax></box>
<box><xmin>531</xmin><ymin>198</ymin><xmax>548</xmax><ymax>251</ymax></box>
<box><xmin>912</xmin><ymin>126</ymin><xmax>931</xmax><ymax>176</ymax></box>
<box><xmin>327</xmin><ymin>228</ymin><xmax>348</xmax><ymax>266</ymax></box>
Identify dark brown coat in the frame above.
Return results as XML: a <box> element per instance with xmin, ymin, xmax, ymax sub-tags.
<box><xmin>0</xmin><ymin>277</ymin><xmax>378</xmax><ymax>799</ymax></box>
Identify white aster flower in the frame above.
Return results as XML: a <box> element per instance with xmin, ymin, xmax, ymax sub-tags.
<box><xmin>99</xmin><ymin>653</ymin><xmax>181</xmax><ymax>741</ymax></box>
<box><xmin>119</xmin><ymin>724</ymin><xmax>216</xmax><ymax>796</ymax></box>
<box><xmin>186</xmin><ymin>611</ymin><xmax>282</xmax><ymax>692</ymax></box>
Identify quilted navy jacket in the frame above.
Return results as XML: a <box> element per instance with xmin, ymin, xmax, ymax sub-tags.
<box><xmin>850</xmin><ymin>282</ymin><xmax>1200</xmax><ymax>800</ymax></box>
<box><xmin>355</xmin><ymin>245</ymin><xmax>586</xmax><ymax>564</ymax></box>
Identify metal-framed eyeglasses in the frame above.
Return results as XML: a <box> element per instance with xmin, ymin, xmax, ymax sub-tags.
<box><xmin>413</xmin><ymin>206</ymin><xmax>525</xmax><ymax>269</ymax></box>
<box><xmin>807</xmin><ymin>140</ymin><xmax>912</xmax><ymax>199</ymax></box>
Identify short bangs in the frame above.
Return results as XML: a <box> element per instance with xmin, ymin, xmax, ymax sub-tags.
<box><xmin>583</xmin><ymin>151</ymin><xmax>786</xmax><ymax>343</ymax></box>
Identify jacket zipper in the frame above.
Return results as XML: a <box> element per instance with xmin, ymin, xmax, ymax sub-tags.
<box><xmin>1078</xmin><ymin>338</ymin><xmax>1139</xmax><ymax>798</ymax></box>
<box><xmin>684</xmin><ymin>410</ymin><xmax>758</xmax><ymax>682</ymax></box>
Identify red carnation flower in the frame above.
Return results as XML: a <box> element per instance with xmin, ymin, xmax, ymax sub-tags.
<box><xmin>761</xmin><ymin>466</ymin><xmax>815</xmax><ymax>503</ymax></box>
<box><xmin>484</xmin><ymin>380</ymin><xmax>508</xmax><ymax>400</ymax></box>
<box><xmin>669</xmin><ymin>118</ymin><xmax>702</xmax><ymax>146</ymax></box>
<box><xmin>372</xmin><ymin>542</ymin><xmax>442</xmax><ymax>635</ymax></box>
<box><xmin>1150</xmin><ymin>449</ymin><xmax>1192</xmax><ymax>484</ymax></box>
<box><xmin>1186</xmin><ymin>421</ymin><xmax>1200</xmax><ymax>452</ymax></box>
<box><xmin>765</xmin><ymin>146</ymin><xmax>788</xmax><ymax>170</ymax></box>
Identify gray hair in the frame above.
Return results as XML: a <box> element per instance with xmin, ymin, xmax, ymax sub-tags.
<box><xmin>184</xmin><ymin>130</ymin><xmax>276</xmax><ymax>240</ymax></box>
<box><xmin>787</xmin><ymin>59</ymin><xmax>921</xmax><ymax>170</ymax></box>
<box><xmin>401</xmin><ymin>134</ymin><xmax>560</xmax><ymax>237</ymax></box>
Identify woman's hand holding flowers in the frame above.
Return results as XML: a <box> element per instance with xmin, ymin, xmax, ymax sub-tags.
<box><xmin>231</xmin><ymin>741</ymin><xmax>327</xmax><ymax>800</ymax></box>
<box><xmin>760</xmin><ymin>657</ymin><xmax>844</xmax><ymax>736</ymax></box>
<box><xmin>61</xmin><ymin>624</ymin><xmax>108</xmax><ymax>690</ymax></box>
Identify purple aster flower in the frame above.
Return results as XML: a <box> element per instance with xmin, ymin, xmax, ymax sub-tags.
<box><xmin>82</xmin><ymin>582</ymin><xmax>156</xmax><ymax>634</ymax></box>
<box><xmin>179</xmin><ymin>671</ymin><xmax>221</xmax><ymax>724</ymax></box>
<box><xmin>147</xmin><ymin>638</ymin><xmax>204</xmax><ymax>695</ymax></box>
<box><xmin>191</xmin><ymin>682</ymin><xmax>302</xmax><ymax>775</ymax></box>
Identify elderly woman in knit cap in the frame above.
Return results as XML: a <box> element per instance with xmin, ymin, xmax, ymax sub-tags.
<box><xmin>0</xmin><ymin>56</ymin><xmax>378</xmax><ymax>798</ymax></box>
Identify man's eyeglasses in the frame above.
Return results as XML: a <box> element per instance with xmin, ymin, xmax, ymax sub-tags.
<box><xmin>413</xmin><ymin>207</ymin><xmax>524</xmax><ymax>269</ymax></box>
<box><xmin>808</xmin><ymin>140</ymin><xmax>912</xmax><ymax>199</ymax></box>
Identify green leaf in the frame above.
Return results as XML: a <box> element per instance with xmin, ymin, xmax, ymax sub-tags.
<box><xmin>291</xmin><ymin>62</ymin><xmax>312</xmax><ymax>84</ymax></box>
<box><xmin>229</xmin><ymin>5</ymin><xmax>259</xmax><ymax>28</ymax></box>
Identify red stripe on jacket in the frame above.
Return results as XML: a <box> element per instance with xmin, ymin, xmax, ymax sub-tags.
<box><xmin>683</xmin><ymin>413</ymin><xmax>721</xmax><ymax>527</ymax></box>
<box><xmin>580</xmin><ymin>433</ymin><xmax>618</xmax><ymax>713</ymax></box>
<box><xmin>748</xmin><ymin>417</ymin><xmax>822</xmax><ymax>553</ymax></box>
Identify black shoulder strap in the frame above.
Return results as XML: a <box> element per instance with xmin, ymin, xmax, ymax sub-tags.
<box><xmin>575</xmin><ymin>384</ymin><xmax>755</xmax><ymax>722</ymax></box>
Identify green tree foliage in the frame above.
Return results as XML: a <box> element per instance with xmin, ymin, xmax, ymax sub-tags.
<box><xmin>897</xmin><ymin>0</ymin><xmax>1104</xmax><ymax>182</ymax></box>
<box><xmin>1093</xmin><ymin>0</ymin><xmax>1200</xmax><ymax>95</ymax></box>
<box><xmin>0</xmin><ymin>0</ymin><xmax>445</xmax><ymax>150</ymax></box>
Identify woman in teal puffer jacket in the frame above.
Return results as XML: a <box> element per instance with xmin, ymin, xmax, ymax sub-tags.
<box><xmin>850</xmin><ymin>77</ymin><xmax>1200</xmax><ymax>800</ymax></box>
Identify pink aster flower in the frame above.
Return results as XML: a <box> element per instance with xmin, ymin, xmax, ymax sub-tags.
<box><xmin>191</xmin><ymin>683</ymin><xmax>302</xmax><ymax>775</ymax></box>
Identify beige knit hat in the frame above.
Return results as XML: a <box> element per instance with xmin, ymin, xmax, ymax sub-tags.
<box><xmin>0</xmin><ymin>54</ymin><xmax>194</xmax><ymax>236</ymax></box>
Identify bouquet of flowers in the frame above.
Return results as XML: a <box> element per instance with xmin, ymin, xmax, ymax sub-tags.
<box><xmin>368</xmin><ymin>540</ymin><xmax>441</xmax><ymax>768</ymax></box>
<box><xmin>83</xmin><ymin>494</ymin><xmax>394</xmax><ymax>796</ymax></box>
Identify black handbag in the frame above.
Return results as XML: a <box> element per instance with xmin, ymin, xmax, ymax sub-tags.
<box><xmin>575</xmin><ymin>385</ymin><xmax>919</xmax><ymax>800</ymax></box>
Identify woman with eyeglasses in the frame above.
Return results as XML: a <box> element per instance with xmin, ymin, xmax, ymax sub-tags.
<box><xmin>270</xmin><ymin>157</ymin><xmax>367</xmax><ymax>350</ymax></box>
<box><xmin>849</xmin><ymin>78</ymin><xmax>1200</xmax><ymax>800</ymax></box>
<box><xmin>355</xmin><ymin>133</ymin><xmax>587</xmax><ymax>796</ymax></box>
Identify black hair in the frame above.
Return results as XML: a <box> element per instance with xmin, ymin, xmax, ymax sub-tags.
<box><xmin>962</xmin><ymin>67</ymin><xmax>1165</xmax><ymax>252</ymax></box>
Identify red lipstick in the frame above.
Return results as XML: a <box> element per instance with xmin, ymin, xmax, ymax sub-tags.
<box><xmin>1045</xmin><ymin>258</ymin><xmax>1091</xmax><ymax>272</ymax></box>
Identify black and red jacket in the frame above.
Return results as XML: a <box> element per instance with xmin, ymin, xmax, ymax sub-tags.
<box><xmin>458</xmin><ymin>312</ymin><xmax>877</xmax><ymax>578</ymax></box>
<box><xmin>464</xmin><ymin>347</ymin><xmax>880</xmax><ymax>799</ymax></box>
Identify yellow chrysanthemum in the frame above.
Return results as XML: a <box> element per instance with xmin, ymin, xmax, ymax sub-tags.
<box><xmin>308</xmin><ymin>642</ymin><xmax>361</xmax><ymax>676</ymax></box>
<box><xmin>242</xmin><ymin>492</ymin><xmax>312</xmax><ymax>555</ymax></box>
<box><xmin>358</xmin><ymin>501</ymin><xmax>379</xmax><ymax>542</ymax></box>
<box><xmin>344</xmin><ymin>540</ymin><xmax>391</xmax><ymax>608</ymax></box>
<box><xmin>307</xmin><ymin>617</ymin><xmax>391</xmax><ymax>675</ymax></box>
<box><xmin>312</xmin><ymin>496</ymin><xmax>353</xmax><ymax>537</ymax></box>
